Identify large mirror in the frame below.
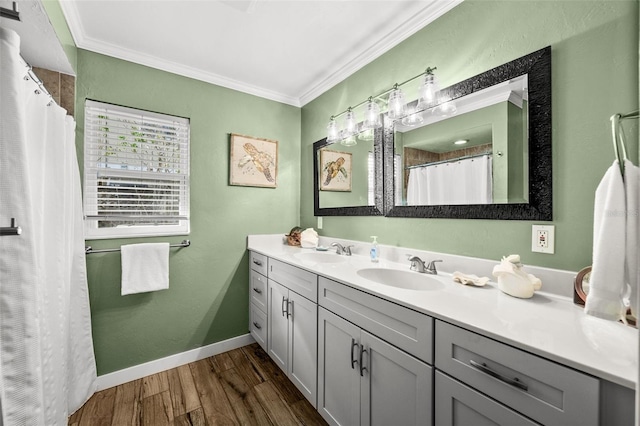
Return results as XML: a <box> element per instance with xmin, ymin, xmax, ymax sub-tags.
<box><xmin>384</xmin><ymin>46</ymin><xmax>551</xmax><ymax>220</ymax></box>
<box><xmin>313</xmin><ymin>127</ymin><xmax>384</xmax><ymax>216</ymax></box>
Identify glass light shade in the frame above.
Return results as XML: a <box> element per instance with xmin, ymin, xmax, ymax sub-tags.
<box><xmin>401</xmin><ymin>108</ymin><xmax>424</xmax><ymax>127</ymax></box>
<box><xmin>343</xmin><ymin>108</ymin><xmax>358</xmax><ymax>137</ymax></box>
<box><xmin>439</xmin><ymin>100</ymin><xmax>458</xmax><ymax>117</ymax></box>
<box><xmin>416</xmin><ymin>73</ymin><xmax>439</xmax><ymax>111</ymax></box>
<box><xmin>327</xmin><ymin>117</ymin><xmax>339</xmax><ymax>142</ymax></box>
<box><xmin>358</xmin><ymin>128</ymin><xmax>374</xmax><ymax>141</ymax></box>
<box><xmin>362</xmin><ymin>99</ymin><xmax>382</xmax><ymax>130</ymax></box>
<box><xmin>387</xmin><ymin>87</ymin><xmax>406</xmax><ymax>120</ymax></box>
<box><xmin>340</xmin><ymin>135</ymin><xmax>357</xmax><ymax>146</ymax></box>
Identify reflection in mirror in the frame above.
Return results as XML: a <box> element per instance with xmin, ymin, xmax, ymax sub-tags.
<box><xmin>396</xmin><ymin>76</ymin><xmax>528</xmax><ymax>206</ymax></box>
<box><xmin>313</xmin><ymin>128</ymin><xmax>384</xmax><ymax>216</ymax></box>
<box><xmin>384</xmin><ymin>46</ymin><xmax>551</xmax><ymax>220</ymax></box>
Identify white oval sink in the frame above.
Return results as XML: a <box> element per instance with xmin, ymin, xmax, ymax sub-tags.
<box><xmin>294</xmin><ymin>252</ymin><xmax>347</xmax><ymax>265</ymax></box>
<box><xmin>357</xmin><ymin>268</ymin><xmax>445</xmax><ymax>291</ymax></box>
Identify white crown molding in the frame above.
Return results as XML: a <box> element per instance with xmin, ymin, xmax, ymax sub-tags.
<box><xmin>298</xmin><ymin>0</ymin><xmax>464</xmax><ymax>106</ymax></box>
<box><xmin>59</xmin><ymin>0</ymin><xmax>463</xmax><ymax>107</ymax></box>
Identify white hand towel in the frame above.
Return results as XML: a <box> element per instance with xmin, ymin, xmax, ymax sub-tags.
<box><xmin>121</xmin><ymin>243</ymin><xmax>170</xmax><ymax>295</ymax></box>
<box><xmin>585</xmin><ymin>161</ymin><xmax>627</xmax><ymax>320</ymax></box>
<box><xmin>623</xmin><ymin>159</ymin><xmax>639</xmax><ymax>316</ymax></box>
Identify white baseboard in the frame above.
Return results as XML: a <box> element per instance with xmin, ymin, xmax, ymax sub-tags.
<box><xmin>95</xmin><ymin>333</ymin><xmax>255</xmax><ymax>391</ymax></box>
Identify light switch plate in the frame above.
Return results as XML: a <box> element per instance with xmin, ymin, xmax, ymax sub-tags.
<box><xmin>317</xmin><ymin>216</ymin><xmax>323</xmax><ymax>230</ymax></box>
<box><xmin>532</xmin><ymin>225</ymin><xmax>554</xmax><ymax>254</ymax></box>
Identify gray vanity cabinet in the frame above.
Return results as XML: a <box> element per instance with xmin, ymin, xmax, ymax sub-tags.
<box><xmin>266</xmin><ymin>259</ymin><xmax>318</xmax><ymax>407</ymax></box>
<box><xmin>435</xmin><ymin>320</ymin><xmax>600</xmax><ymax>425</ymax></box>
<box><xmin>248</xmin><ymin>252</ymin><xmax>268</xmax><ymax>350</ymax></box>
<box><xmin>317</xmin><ymin>277</ymin><xmax>434</xmax><ymax>426</ymax></box>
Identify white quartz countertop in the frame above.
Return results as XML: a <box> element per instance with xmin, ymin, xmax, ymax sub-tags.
<box><xmin>248</xmin><ymin>234</ymin><xmax>637</xmax><ymax>389</ymax></box>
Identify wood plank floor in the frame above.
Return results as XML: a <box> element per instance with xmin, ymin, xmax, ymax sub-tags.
<box><xmin>69</xmin><ymin>343</ymin><xmax>328</xmax><ymax>426</ymax></box>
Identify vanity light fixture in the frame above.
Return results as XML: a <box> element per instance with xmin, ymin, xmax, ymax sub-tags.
<box><xmin>324</xmin><ymin>66</ymin><xmax>439</xmax><ymax>143</ymax></box>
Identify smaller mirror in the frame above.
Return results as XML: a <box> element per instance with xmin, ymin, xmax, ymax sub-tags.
<box><xmin>313</xmin><ymin>128</ymin><xmax>384</xmax><ymax>216</ymax></box>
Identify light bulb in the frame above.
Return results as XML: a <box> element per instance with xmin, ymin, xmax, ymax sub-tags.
<box><xmin>362</xmin><ymin>98</ymin><xmax>382</xmax><ymax>130</ymax></box>
<box><xmin>417</xmin><ymin>70</ymin><xmax>439</xmax><ymax>111</ymax></box>
<box><xmin>343</xmin><ymin>108</ymin><xmax>358</xmax><ymax>137</ymax></box>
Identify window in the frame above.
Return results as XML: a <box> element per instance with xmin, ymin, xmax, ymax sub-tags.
<box><xmin>83</xmin><ymin>100</ymin><xmax>190</xmax><ymax>239</ymax></box>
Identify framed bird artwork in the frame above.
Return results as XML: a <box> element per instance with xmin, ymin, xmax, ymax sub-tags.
<box><xmin>230</xmin><ymin>133</ymin><xmax>278</xmax><ymax>188</ymax></box>
<box><xmin>320</xmin><ymin>149</ymin><xmax>352</xmax><ymax>192</ymax></box>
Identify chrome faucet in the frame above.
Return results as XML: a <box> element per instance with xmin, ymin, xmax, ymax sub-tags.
<box><xmin>408</xmin><ymin>255</ymin><xmax>442</xmax><ymax>275</ymax></box>
<box><xmin>331</xmin><ymin>242</ymin><xmax>354</xmax><ymax>256</ymax></box>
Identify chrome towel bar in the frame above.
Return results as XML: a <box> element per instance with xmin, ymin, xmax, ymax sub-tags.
<box><xmin>85</xmin><ymin>239</ymin><xmax>190</xmax><ymax>254</ymax></box>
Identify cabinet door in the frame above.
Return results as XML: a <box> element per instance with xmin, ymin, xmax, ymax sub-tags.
<box><xmin>288</xmin><ymin>291</ymin><xmax>318</xmax><ymax>407</ymax></box>
<box><xmin>267</xmin><ymin>279</ymin><xmax>288</xmax><ymax>371</ymax></box>
<box><xmin>318</xmin><ymin>308</ymin><xmax>361</xmax><ymax>426</ymax></box>
<box><xmin>361</xmin><ymin>331</ymin><xmax>433</xmax><ymax>426</ymax></box>
<box><xmin>435</xmin><ymin>371</ymin><xmax>538</xmax><ymax>426</ymax></box>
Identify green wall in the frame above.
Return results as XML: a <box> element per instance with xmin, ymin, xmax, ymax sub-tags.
<box><xmin>76</xmin><ymin>50</ymin><xmax>301</xmax><ymax>374</ymax></box>
<box><xmin>301</xmin><ymin>0</ymin><xmax>639</xmax><ymax>272</ymax></box>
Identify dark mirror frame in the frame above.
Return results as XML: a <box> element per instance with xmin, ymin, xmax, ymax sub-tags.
<box><xmin>383</xmin><ymin>46</ymin><xmax>552</xmax><ymax>220</ymax></box>
<box><xmin>313</xmin><ymin>126</ymin><xmax>385</xmax><ymax>216</ymax></box>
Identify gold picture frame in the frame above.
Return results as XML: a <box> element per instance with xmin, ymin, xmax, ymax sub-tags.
<box><xmin>230</xmin><ymin>133</ymin><xmax>278</xmax><ymax>188</ymax></box>
<box><xmin>320</xmin><ymin>149</ymin><xmax>352</xmax><ymax>192</ymax></box>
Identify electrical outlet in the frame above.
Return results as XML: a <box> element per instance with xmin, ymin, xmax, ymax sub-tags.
<box><xmin>532</xmin><ymin>225</ymin><xmax>554</xmax><ymax>254</ymax></box>
<box><xmin>317</xmin><ymin>216</ymin><xmax>323</xmax><ymax>230</ymax></box>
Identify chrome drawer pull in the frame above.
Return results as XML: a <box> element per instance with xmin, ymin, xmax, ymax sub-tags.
<box><xmin>469</xmin><ymin>360</ymin><xmax>528</xmax><ymax>392</ymax></box>
<box><xmin>252</xmin><ymin>322</ymin><xmax>262</xmax><ymax>330</ymax></box>
<box><xmin>252</xmin><ymin>259</ymin><xmax>263</xmax><ymax>266</ymax></box>
<box><xmin>351</xmin><ymin>338</ymin><xmax>358</xmax><ymax>369</ymax></box>
<box><xmin>281</xmin><ymin>296</ymin><xmax>287</xmax><ymax>317</ymax></box>
<box><xmin>252</xmin><ymin>287</ymin><xmax>262</xmax><ymax>294</ymax></box>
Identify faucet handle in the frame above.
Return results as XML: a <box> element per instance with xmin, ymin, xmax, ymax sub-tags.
<box><xmin>426</xmin><ymin>259</ymin><xmax>443</xmax><ymax>274</ymax></box>
<box><xmin>344</xmin><ymin>245</ymin><xmax>354</xmax><ymax>256</ymax></box>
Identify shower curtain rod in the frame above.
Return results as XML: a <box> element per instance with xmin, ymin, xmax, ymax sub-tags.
<box><xmin>19</xmin><ymin>55</ymin><xmax>56</xmax><ymax>107</ymax></box>
<box><xmin>85</xmin><ymin>239</ymin><xmax>191</xmax><ymax>254</ymax></box>
<box><xmin>405</xmin><ymin>153</ymin><xmax>493</xmax><ymax>170</ymax></box>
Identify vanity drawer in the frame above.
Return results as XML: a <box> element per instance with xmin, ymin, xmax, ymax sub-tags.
<box><xmin>269</xmin><ymin>258</ymin><xmax>317</xmax><ymax>302</ymax></box>
<box><xmin>319</xmin><ymin>277</ymin><xmax>433</xmax><ymax>364</ymax></box>
<box><xmin>249</xmin><ymin>251</ymin><xmax>268</xmax><ymax>276</ymax></box>
<box><xmin>435</xmin><ymin>320</ymin><xmax>599</xmax><ymax>425</ymax></box>
<box><xmin>249</xmin><ymin>269</ymin><xmax>267</xmax><ymax>313</ymax></box>
<box><xmin>250</xmin><ymin>304</ymin><xmax>267</xmax><ymax>351</ymax></box>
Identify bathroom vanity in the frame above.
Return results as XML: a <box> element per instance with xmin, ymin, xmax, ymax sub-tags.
<box><xmin>248</xmin><ymin>234</ymin><xmax>636</xmax><ymax>425</ymax></box>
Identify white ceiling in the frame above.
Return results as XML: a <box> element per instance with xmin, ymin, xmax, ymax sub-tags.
<box><xmin>57</xmin><ymin>0</ymin><xmax>462</xmax><ymax>106</ymax></box>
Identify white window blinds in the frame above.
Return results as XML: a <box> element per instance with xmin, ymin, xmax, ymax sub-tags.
<box><xmin>83</xmin><ymin>100</ymin><xmax>190</xmax><ymax>239</ymax></box>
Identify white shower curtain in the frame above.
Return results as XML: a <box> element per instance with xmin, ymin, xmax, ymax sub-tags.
<box><xmin>0</xmin><ymin>28</ymin><xmax>96</xmax><ymax>425</ymax></box>
<box><xmin>407</xmin><ymin>155</ymin><xmax>493</xmax><ymax>205</ymax></box>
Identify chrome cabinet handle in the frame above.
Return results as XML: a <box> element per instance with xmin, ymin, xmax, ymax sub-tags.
<box><xmin>252</xmin><ymin>322</ymin><xmax>262</xmax><ymax>330</ymax></box>
<box><xmin>350</xmin><ymin>338</ymin><xmax>359</xmax><ymax>369</ymax></box>
<box><xmin>252</xmin><ymin>259</ymin><xmax>263</xmax><ymax>266</ymax></box>
<box><xmin>359</xmin><ymin>345</ymin><xmax>367</xmax><ymax>377</ymax></box>
<box><xmin>253</xmin><ymin>287</ymin><xmax>262</xmax><ymax>294</ymax></box>
<box><xmin>286</xmin><ymin>300</ymin><xmax>292</xmax><ymax>318</ymax></box>
<box><xmin>469</xmin><ymin>360</ymin><xmax>528</xmax><ymax>392</ymax></box>
<box><xmin>281</xmin><ymin>296</ymin><xmax>287</xmax><ymax>317</ymax></box>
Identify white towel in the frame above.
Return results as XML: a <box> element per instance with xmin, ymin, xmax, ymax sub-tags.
<box><xmin>585</xmin><ymin>161</ymin><xmax>628</xmax><ymax>320</ymax></box>
<box><xmin>623</xmin><ymin>160</ymin><xmax>639</xmax><ymax>316</ymax></box>
<box><xmin>121</xmin><ymin>243</ymin><xmax>170</xmax><ymax>295</ymax></box>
